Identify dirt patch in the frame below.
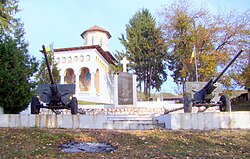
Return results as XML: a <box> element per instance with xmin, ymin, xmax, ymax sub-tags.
<box><xmin>59</xmin><ymin>142</ymin><xmax>117</xmax><ymax>153</ymax></box>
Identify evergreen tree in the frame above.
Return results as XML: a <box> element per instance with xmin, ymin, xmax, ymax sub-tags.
<box><xmin>0</xmin><ymin>0</ymin><xmax>19</xmax><ymax>32</ymax></box>
<box><xmin>35</xmin><ymin>51</ymin><xmax>60</xmax><ymax>84</ymax></box>
<box><xmin>118</xmin><ymin>8</ymin><xmax>168</xmax><ymax>100</ymax></box>
<box><xmin>0</xmin><ymin>21</ymin><xmax>38</xmax><ymax>113</ymax></box>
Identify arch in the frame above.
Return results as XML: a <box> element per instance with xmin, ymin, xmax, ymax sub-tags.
<box><xmin>79</xmin><ymin>67</ymin><xmax>91</xmax><ymax>91</ymax></box>
<box><xmin>86</xmin><ymin>55</ymin><xmax>90</xmax><ymax>61</ymax></box>
<box><xmin>62</xmin><ymin>57</ymin><xmax>66</xmax><ymax>63</ymax></box>
<box><xmin>64</xmin><ymin>68</ymin><xmax>75</xmax><ymax>84</ymax></box>
<box><xmin>80</xmin><ymin>55</ymin><xmax>84</xmax><ymax>62</ymax></box>
<box><xmin>68</xmin><ymin>56</ymin><xmax>72</xmax><ymax>63</ymax></box>
<box><xmin>95</xmin><ymin>69</ymin><xmax>100</xmax><ymax>93</ymax></box>
<box><xmin>56</xmin><ymin>58</ymin><xmax>60</xmax><ymax>64</ymax></box>
<box><xmin>73</xmin><ymin>56</ymin><xmax>78</xmax><ymax>62</ymax></box>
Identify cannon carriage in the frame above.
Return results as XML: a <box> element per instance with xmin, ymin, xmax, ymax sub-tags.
<box><xmin>183</xmin><ymin>50</ymin><xmax>243</xmax><ymax>113</ymax></box>
<box><xmin>31</xmin><ymin>45</ymin><xmax>78</xmax><ymax>114</ymax></box>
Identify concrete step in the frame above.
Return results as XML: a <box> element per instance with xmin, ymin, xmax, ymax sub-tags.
<box><xmin>106</xmin><ymin>120</ymin><xmax>155</xmax><ymax>124</ymax></box>
<box><xmin>103</xmin><ymin>115</ymin><xmax>165</xmax><ymax>130</ymax></box>
<box><xmin>104</xmin><ymin>122</ymin><xmax>158</xmax><ymax>130</ymax></box>
<box><xmin>107</xmin><ymin>115</ymin><xmax>153</xmax><ymax>121</ymax></box>
<box><xmin>78</xmin><ymin>108</ymin><xmax>165</xmax><ymax>116</ymax></box>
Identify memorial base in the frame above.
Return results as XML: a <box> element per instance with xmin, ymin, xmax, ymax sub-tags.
<box><xmin>114</xmin><ymin>104</ymin><xmax>135</xmax><ymax>108</ymax></box>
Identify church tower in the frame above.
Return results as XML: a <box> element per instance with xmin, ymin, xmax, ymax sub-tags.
<box><xmin>80</xmin><ymin>25</ymin><xmax>111</xmax><ymax>51</ymax></box>
<box><xmin>53</xmin><ymin>25</ymin><xmax>115</xmax><ymax>104</ymax></box>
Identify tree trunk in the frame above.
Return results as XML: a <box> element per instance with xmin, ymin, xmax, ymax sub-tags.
<box><xmin>182</xmin><ymin>78</ymin><xmax>187</xmax><ymax>94</ymax></box>
<box><xmin>144</xmin><ymin>78</ymin><xmax>147</xmax><ymax>101</ymax></box>
<box><xmin>148</xmin><ymin>67</ymin><xmax>153</xmax><ymax>100</ymax></box>
<box><xmin>143</xmin><ymin>71</ymin><xmax>151</xmax><ymax>101</ymax></box>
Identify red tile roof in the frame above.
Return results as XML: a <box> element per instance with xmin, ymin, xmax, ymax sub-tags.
<box><xmin>80</xmin><ymin>25</ymin><xmax>111</xmax><ymax>38</ymax></box>
<box><xmin>54</xmin><ymin>45</ymin><xmax>115</xmax><ymax>64</ymax></box>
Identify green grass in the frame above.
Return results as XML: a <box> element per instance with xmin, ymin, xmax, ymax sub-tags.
<box><xmin>77</xmin><ymin>100</ymin><xmax>106</xmax><ymax>105</ymax></box>
<box><xmin>0</xmin><ymin>128</ymin><xmax>249</xmax><ymax>158</ymax></box>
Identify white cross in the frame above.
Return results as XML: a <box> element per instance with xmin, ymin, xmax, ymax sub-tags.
<box><xmin>120</xmin><ymin>57</ymin><xmax>129</xmax><ymax>72</ymax></box>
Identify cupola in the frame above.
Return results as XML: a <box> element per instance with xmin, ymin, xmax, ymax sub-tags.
<box><xmin>80</xmin><ymin>25</ymin><xmax>111</xmax><ymax>51</ymax></box>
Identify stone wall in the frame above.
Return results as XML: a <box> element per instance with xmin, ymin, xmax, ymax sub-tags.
<box><xmin>156</xmin><ymin>111</ymin><xmax>250</xmax><ymax>130</ymax></box>
<box><xmin>0</xmin><ymin>114</ymin><xmax>108</xmax><ymax>129</ymax></box>
<box><xmin>37</xmin><ymin>106</ymin><xmax>219</xmax><ymax>115</ymax></box>
<box><xmin>1</xmin><ymin>111</ymin><xmax>249</xmax><ymax>130</ymax></box>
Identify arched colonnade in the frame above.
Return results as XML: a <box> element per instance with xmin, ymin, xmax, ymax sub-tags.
<box><xmin>60</xmin><ymin>67</ymin><xmax>100</xmax><ymax>94</ymax></box>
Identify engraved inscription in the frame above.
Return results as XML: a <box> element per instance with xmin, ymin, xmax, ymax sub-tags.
<box><xmin>118</xmin><ymin>72</ymin><xmax>133</xmax><ymax>105</ymax></box>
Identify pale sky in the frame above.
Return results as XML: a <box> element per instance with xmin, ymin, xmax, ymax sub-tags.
<box><xmin>18</xmin><ymin>0</ymin><xmax>249</xmax><ymax>94</ymax></box>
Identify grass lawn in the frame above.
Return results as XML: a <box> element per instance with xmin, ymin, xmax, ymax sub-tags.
<box><xmin>78</xmin><ymin>100</ymin><xmax>106</xmax><ymax>105</ymax></box>
<box><xmin>0</xmin><ymin>128</ymin><xmax>249</xmax><ymax>158</ymax></box>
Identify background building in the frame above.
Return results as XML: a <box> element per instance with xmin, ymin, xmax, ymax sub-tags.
<box><xmin>54</xmin><ymin>25</ymin><xmax>116</xmax><ymax>104</ymax></box>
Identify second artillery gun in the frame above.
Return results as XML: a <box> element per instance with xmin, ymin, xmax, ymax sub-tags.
<box><xmin>31</xmin><ymin>45</ymin><xmax>78</xmax><ymax>114</ymax></box>
<box><xmin>184</xmin><ymin>49</ymin><xmax>244</xmax><ymax>113</ymax></box>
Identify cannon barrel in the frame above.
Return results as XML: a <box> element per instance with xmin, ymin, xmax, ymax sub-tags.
<box><xmin>42</xmin><ymin>45</ymin><xmax>56</xmax><ymax>85</ymax></box>
<box><xmin>193</xmin><ymin>49</ymin><xmax>244</xmax><ymax>104</ymax></box>
<box><xmin>41</xmin><ymin>45</ymin><xmax>60</xmax><ymax>99</ymax></box>
<box><xmin>213</xmin><ymin>49</ymin><xmax>244</xmax><ymax>84</ymax></box>
<box><xmin>31</xmin><ymin>45</ymin><xmax>78</xmax><ymax>115</ymax></box>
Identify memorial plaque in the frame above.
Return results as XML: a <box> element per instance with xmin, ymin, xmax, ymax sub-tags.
<box><xmin>118</xmin><ymin>72</ymin><xmax>133</xmax><ymax>105</ymax></box>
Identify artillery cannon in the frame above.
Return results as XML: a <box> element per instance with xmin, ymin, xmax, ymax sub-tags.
<box><xmin>31</xmin><ymin>45</ymin><xmax>78</xmax><ymax>114</ymax></box>
<box><xmin>184</xmin><ymin>49</ymin><xmax>244</xmax><ymax>113</ymax></box>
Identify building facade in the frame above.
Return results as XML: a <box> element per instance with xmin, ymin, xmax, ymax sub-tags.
<box><xmin>53</xmin><ymin>26</ymin><xmax>115</xmax><ymax>104</ymax></box>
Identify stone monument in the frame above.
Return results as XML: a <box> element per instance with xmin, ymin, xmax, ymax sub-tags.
<box><xmin>114</xmin><ymin>57</ymin><xmax>137</xmax><ymax>107</ymax></box>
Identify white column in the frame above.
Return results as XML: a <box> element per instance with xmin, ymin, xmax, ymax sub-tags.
<box><xmin>133</xmin><ymin>74</ymin><xmax>137</xmax><ymax>107</ymax></box>
<box><xmin>114</xmin><ymin>74</ymin><xmax>118</xmax><ymax>107</ymax></box>
<box><xmin>60</xmin><ymin>71</ymin><xmax>64</xmax><ymax>84</ymax></box>
<box><xmin>75</xmin><ymin>70</ymin><xmax>80</xmax><ymax>98</ymax></box>
<box><xmin>89</xmin><ymin>72</ymin><xmax>96</xmax><ymax>96</ymax></box>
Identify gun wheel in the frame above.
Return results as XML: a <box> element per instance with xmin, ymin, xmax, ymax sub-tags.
<box><xmin>31</xmin><ymin>96</ymin><xmax>40</xmax><ymax>114</ymax></box>
<box><xmin>70</xmin><ymin>97</ymin><xmax>78</xmax><ymax>115</ymax></box>
<box><xmin>184</xmin><ymin>93</ymin><xmax>193</xmax><ymax>113</ymax></box>
<box><xmin>219</xmin><ymin>94</ymin><xmax>231</xmax><ymax>112</ymax></box>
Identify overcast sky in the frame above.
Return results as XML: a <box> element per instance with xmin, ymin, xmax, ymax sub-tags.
<box><xmin>18</xmin><ymin>0</ymin><xmax>249</xmax><ymax>94</ymax></box>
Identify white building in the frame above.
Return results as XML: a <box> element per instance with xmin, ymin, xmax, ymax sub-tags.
<box><xmin>54</xmin><ymin>25</ymin><xmax>115</xmax><ymax>104</ymax></box>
